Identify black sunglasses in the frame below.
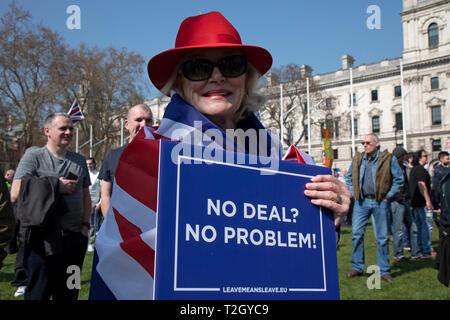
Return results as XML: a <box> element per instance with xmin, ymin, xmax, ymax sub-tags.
<box><xmin>181</xmin><ymin>55</ymin><xmax>248</xmax><ymax>81</ymax></box>
<box><xmin>361</xmin><ymin>141</ymin><xmax>372</xmax><ymax>145</ymax></box>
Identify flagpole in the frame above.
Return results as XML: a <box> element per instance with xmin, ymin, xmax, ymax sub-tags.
<box><xmin>280</xmin><ymin>84</ymin><xmax>284</xmax><ymax>150</ymax></box>
<box><xmin>90</xmin><ymin>125</ymin><xmax>93</xmax><ymax>158</ymax></box>
<box><xmin>350</xmin><ymin>68</ymin><xmax>355</xmax><ymax>157</ymax></box>
<box><xmin>400</xmin><ymin>60</ymin><xmax>407</xmax><ymax>150</ymax></box>
<box><xmin>307</xmin><ymin>77</ymin><xmax>311</xmax><ymax>155</ymax></box>
<box><xmin>121</xmin><ymin>118</ymin><xmax>124</xmax><ymax>146</ymax></box>
<box><xmin>76</xmin><ymin>128</ymin><xmax>79</xmax><ymax>153</ymax></box>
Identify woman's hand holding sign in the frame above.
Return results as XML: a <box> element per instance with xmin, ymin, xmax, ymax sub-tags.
<box><xmin>304</xmin><ymin>175</ymin><xmax>351</xmax><ymax>227</ymax></box>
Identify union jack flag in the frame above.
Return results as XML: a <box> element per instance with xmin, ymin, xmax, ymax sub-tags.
<box><xmin>89</xmin><ymin>94</ymin><xmax>313</xmax><ymax>300</ymax></box>
<box><xmin>67</xmin><ymin>99</ymin><xmax>84</xmax><ymax>123</ymax></box>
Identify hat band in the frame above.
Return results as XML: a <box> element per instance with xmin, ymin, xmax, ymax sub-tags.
<box><xmin>177</xmin><ymin>33</ymin><xmax>242</xmax><ymax>47</ymax></box>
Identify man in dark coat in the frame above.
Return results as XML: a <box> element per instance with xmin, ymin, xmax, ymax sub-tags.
<box><xmin>0</xmin><ymin>170</ymin><xmax>16</xmax><ymax>269</ymax></box>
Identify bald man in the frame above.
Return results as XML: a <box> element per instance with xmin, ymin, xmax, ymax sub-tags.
<box><xmin>99</xmin><ymin>104</ymin><xmax>153</xmax><ymax>216</ymax></box>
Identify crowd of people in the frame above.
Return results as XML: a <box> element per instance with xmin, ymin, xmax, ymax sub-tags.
<box><xmin>0</xmin><ymin>103</ymin><xmax>154</xmax><ymax>299</ymax></box>
<box><xmin>341</xmin><ymin>135</ymin><xmax>449</xmax><ymax>284</ymax></box>
<box><xmin>0</xmin><ymin>10</ymin><xmax>448</xmax><ymax>300</ymax></box>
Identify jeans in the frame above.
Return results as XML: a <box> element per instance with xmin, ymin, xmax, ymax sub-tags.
<box><xmin>351</xmin><ymin>198</ymin><xmax>391</xmax><ymax>275</ymax></box>
<box><xmin>88</xmin><ymin>206</ymin><xmax>103</xmax><ymax>247</ymax></box>
<box><xmin>402</xmin><ymin>224</ymin><xmax>410</xmax><ymax>249</ymax></box>
<box><xmin>426</xmin><ymin>211</ymin><xmax>435</xmax><ymax>252</ymax></box>
<box><xmin>391</xmin><ymin>201</ymin><xmax>421</xmax><ymax>258</ymax></box>
<box><xmin>412</xmin><ymin>207</ymin><xmax>431</xmax><ymax>255</ymax></box>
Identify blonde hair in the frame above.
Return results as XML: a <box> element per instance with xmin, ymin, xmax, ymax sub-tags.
<box><xmin>243</xmin><ymin>64</ymin><xmax>266</xmax><ymax>113</ymax></box>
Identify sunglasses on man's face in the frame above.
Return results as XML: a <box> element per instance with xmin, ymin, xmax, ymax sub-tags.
<box><xmin>362</xmin><ymin>141</ymin><xmax>373</xmax><ymax>146</ymax></box>
<box><xmin>181</xmin><ymin>55</ymin><xmax>248</xmax><ymax>81</ymax></box>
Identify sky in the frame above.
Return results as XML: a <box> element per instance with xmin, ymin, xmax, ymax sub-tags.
<box><xmin>1</xmin><ymin>0</ymin><xmax>404</xmax><ymax>98</ymax></box>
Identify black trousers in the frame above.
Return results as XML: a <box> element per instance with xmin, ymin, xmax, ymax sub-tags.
<box><xmin>9</xmin><ymin>218</ymin><xmax>28</xmax><ymax>287</ymax></box>
<box><xmin>11</xmin><ymin>242</ymin><xmax>27</xmax><ymax>287</ymax></box>
<box><xmin>23</xmin><ymin>232</ymin><xmax>88</xmax><ymax>300</ymax></box>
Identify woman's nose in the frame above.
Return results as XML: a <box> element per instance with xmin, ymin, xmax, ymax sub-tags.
<box><xmin>208</xmin><ymin>66</ymin><xmax>225</xmax><ymax>82</ymax></box>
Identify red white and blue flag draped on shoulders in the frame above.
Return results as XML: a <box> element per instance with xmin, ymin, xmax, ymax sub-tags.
<box><xmin>89</xmin><ymin>94</ymin><xmax>314</xmax><ymax>300</ymax></box>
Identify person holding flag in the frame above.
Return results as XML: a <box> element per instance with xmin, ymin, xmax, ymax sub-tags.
<box><xmin>90</xmin><ymin>11</ymin><xmax>351</xmax><ymax>299</ymax></box>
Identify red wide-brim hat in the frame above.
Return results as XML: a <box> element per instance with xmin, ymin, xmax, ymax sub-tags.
<box><xmin>147</xmin><ymin>11</ymin><xmax>273</xmax><ymax>93</ymax></box>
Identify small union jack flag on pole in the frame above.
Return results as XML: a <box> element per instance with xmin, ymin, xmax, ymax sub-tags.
<box><xmin>67</xmin><ymin>99</ymin><xmax>84</xmax><ymax>123</ymax></box>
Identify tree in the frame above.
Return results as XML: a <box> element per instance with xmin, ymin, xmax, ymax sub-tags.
<box><xmin>259</xmin><ymin>63</ymin><xmax>329</xmax><ymax>149</ymax></box>
<box><xmin>0</xmin><ymin>3</ymin><xmax>65</xmax><ymax>155</ymax></box>
<box><xmin>0</xmin><ymin>2</ymin><xmax>149</xmax><ymax>163</ymax></box>
<box><xmin>51</xmin><ymin>44</ymin><xmax>148</xmax><ymax>161</ymax></box>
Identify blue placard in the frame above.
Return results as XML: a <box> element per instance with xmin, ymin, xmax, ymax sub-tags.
<box><xmin>154</xmin><ymin>140</ymin><xmax>339</xmax><ymax>300</ymax></box>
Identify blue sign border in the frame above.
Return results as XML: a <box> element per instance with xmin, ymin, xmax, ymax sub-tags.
<box><xmin>154</xmin><ymin>141</ymin><xmax>340</xmax><ymax>300</ymax></box>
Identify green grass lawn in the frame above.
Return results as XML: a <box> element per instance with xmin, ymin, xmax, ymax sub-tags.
<box><xmin>1</xmin><ymin>221</ymin><xmax>448</xmax><ymax>300</ymax></box>
<box><xmin>337</xmin><ymin>223</ymin><xmax>450</xmax><ymax>300</ymax></box>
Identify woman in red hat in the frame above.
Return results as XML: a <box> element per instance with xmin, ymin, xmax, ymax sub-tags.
<box><xmin>90</xmin><ymin>11</ymin><xmax>350</xmax><ymax>300</ymax></box>
<box><xmin>147</xmin><ymin>11</ymin><xmax>350</xmax><ymax>222</ymax></box>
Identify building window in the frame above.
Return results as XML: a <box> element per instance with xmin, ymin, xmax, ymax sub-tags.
<box><xmin>431</xmin><ymin>76</ymin><xmax>439</xmax><ymax>90</ymax></box>
<box><xmin>372</xmin><ymin>116</ymin><xmax>380</xmax><ymax>133</ymax></box>
<box><xmin>394</xmin><ymin>85</ymin><xmax>402</xmax><ymax>98</ymax></box>
<box><xmin>428</xmin><ymin>23</ymin><xmax>439</xmax><ymax>48</ymax></box>
<box><xmin>350</xmin><ymin>118</ymin><xmax>358</xmax><ymax>137</ymax></box>
<box><xmin>325</xmin><ymin>114</ymin><xmax>333</xmax><ymax>137</ymax></box>
<box><xmin>395</xmin><ymin>112</ymin><xmax>403</xmax><ymax>130</ymax></box>
<box><xmin>349</xmin><ymin>93</ymin><xmax>356</xmax><ymax>105</ymax></box>
<box><xmin>371</xmin><ymin>90</ymin><xmax>378</xmax><ymax>101</ymax></box>
<box><xmin>431</xmin><ymin>105</ymin><xmax>442</xmax><ymax>125</ymax></box>
<box><xmin>432</xmin><ymin>139</ymin><xmax>442</xmax><ymax>152</ymax></box>
<box><xmin>326</xmin><ymin>98</ymin><xmax>332</xmax><ymax>109</ymax></box>
<box><xmin>334</xmin><ymin>120</ymin><xmax>340</xmax><ymax>138</ymax></box>
<box><xmin>333</xmin><ymin>149</ymin><xmax>338</xmax><ymax>160</ymax></box>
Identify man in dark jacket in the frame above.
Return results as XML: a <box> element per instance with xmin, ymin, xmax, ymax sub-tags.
<box><xmin>435</xmin><ymin>172</ymin><xmax>450</xmax><ymax>286</ymax></box>
<box><xmin>391</xmin><ymin>147</ymin><xmax>425</xmax><ymax>261</ymax></box>
<box><xmin>432</xmin><ymin>151</ymin><xmax>450</xmax><ymax>211</ymax></box>
<box><xmin>0</xmin><ymin>170</ymin><xmax>16</xmax><ymax>270</ymax></box>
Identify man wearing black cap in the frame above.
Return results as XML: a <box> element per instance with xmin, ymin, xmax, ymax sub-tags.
<box><xmin>391</xmin><ymin>147</ymin><xmax>425</xmax><ymax>261</ymax></box>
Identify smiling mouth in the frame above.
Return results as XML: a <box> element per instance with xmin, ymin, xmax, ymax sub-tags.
<box><xmin>203</xmin><ymin>90</ymin><xmax>231</xmax><ymax>98</ymax></box>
